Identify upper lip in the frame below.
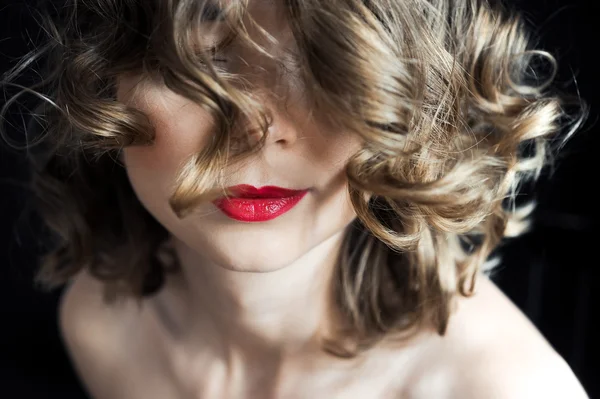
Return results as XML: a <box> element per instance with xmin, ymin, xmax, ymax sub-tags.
<box><xmin>225</xmin><ymin>185</ymin><xmax>308</xmax><ymax>198</ymax></box>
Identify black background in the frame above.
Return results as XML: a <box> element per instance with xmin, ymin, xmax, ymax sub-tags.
<box><xmin>1</xmin><ymin>0</ymin><xmax>598</xmax><ymax>398</ymax></box>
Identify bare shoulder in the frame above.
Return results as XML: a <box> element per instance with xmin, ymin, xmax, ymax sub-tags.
<box><xmin>422</xmin><ymin>274</ymin><xmax>589</xmax><ymax>399</ymax></box>
<box><xmin>58</xmin><ymin>270</ymin><xmax>142</xmax><ymax>398</ymax></box>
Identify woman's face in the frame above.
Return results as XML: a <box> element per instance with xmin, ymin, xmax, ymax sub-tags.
<box><xmin>118</xmin><ymin>0</ymin><xmax>362</xmax><ymax>272</ymax></box>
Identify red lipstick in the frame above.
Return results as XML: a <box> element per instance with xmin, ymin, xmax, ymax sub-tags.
<box><xmin>212</xmin><ymin>185</ymin><xmax>309</xmax><ymax>222</ymax></box>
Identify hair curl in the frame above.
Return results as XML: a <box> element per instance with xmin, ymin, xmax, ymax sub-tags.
<box><xmin>1</xmin><ymin>0</ymin><xmax>587</xmax><ymax>357</ymax></box>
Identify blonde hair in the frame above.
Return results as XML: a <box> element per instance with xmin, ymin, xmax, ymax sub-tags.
<box><xmin>0</xmin><ymin>0</ymin><xmax>586</xmax><ymax>357</ymax></box>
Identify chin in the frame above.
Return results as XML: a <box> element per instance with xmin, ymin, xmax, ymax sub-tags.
<box><xmin>218</xmin><ymin>261</ymin><xmax>295</xmax><ymax>273</ymax></box>
<box><xmin>174</xmin><ymin>222</ymin><xmax>314</xmax><ymax>273</ymax></box>
<box><xmin>202</xmin><ymin>244</ymin><xmax>309</xmax><ymax>273</ymax></box>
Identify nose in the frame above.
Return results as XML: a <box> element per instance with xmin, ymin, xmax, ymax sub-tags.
<box><xmin>250</xmin><ymin>90</ymin><xmax>304</xmax><ymax>150</ymax></box>
<box><xmin>238</xmin><ymin>46</ymin><xmax>309</xmax><ymax>151</ymax></box>
<box><xmin>265</xmin><ymin>106</ymin><xmax>299</xmax><ymax>148</ymax></box>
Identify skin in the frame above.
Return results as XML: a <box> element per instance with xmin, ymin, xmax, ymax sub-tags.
<box><xmin>58</xmin><ymin>1</ymin><xmax>589</xmax><ymax>398</ymax></box>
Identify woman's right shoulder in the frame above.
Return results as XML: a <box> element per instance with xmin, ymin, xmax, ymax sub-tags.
<box><xmin>58</xmin><ymin>270</ymin><xmax>139</xmax><ymax>398</ymax></box>
<box><xmin>60</xmin><ymin>270</ymin><xmax>124</xmax><ymax>339</ymax></box>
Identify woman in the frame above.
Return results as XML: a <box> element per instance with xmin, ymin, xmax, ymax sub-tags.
<box><xmin>1</xmin><ymin>0</ymin><xmax>589</xmax><ymax>397</ymax></box>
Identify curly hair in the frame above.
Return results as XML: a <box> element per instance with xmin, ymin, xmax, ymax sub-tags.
<box><xmin>1</xmin><ymin>0</ymin><xmax>587</xmax><ymax>357</ymax></box>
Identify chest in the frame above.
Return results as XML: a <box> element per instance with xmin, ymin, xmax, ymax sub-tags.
<box><xmin>105</xmin><ymin>338</ymin><xmax>424</xmax><ymax>399</ymax></box>
<box><xmin>99</xmin><ymin>309</ymin><xmax>443</xmax><ymax>399</ymax></box>
<box><xmin>105</xmin><ymin>368</ymin><xmax>413</xmax><ymax>399</ymax></box>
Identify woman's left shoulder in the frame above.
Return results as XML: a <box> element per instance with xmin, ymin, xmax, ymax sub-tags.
<box><xmin>433</xmin><ymin>274</ymin><xmax>589</xmax><ymax>399</ymax></box>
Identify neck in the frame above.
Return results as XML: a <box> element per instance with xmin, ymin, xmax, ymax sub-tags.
<box><xmin>157</xmin><ymin>228</ymin><xmax>347</xmax><ymax>363</ymax></box>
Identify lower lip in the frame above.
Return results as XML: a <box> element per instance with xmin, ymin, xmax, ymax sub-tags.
<box><xmin>213</xmin><ymin>191</ymin><xmax>308</xmax><ymax>222</ymax></box>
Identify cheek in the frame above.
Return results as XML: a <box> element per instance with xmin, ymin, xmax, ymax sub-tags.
<box><xmin>315</xmin><ymin>133</ymin><xmax>363</xmax><ymax>186</ymax></box>
<box><xmin>123</xmin><ymin>100</ymin><xmax>216</xmax><ymax>177</ymax></box>
<box><xmin>120</xmin><ymin>94</ymin><xmax>220</xmax><ymax>222</ymax></box>
<box><xmin>316</xmin><ymin>134</ymin><xmax>363</xmax><ymax>219</ymax></box>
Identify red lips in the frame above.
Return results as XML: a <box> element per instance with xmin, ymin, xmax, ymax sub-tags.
<box><xmin>213</xmin><ymin>184</ymin><xmax>309</xmax><ymax>222</ymax></box>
